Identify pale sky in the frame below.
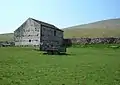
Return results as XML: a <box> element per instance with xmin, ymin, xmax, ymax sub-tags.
<box><xmin>0</xmin><ymin>0</ymin><xmax>119</xmax><ymax>34</ymax></box>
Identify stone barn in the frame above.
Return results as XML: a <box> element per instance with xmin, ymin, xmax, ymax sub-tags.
<box><xmin>14</xmin><ymin>18</ymin><xmax>66</xmax><ymax>53</ymax></box>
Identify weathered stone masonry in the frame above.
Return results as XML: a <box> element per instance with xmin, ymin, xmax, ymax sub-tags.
<box><xmin>14</xmin><ymin>18</ymin><xmax>64</xmax><ymax>51</ymax></box>
<box><xmin>64</xmin><ymin>37</ymin><xmax>120</xmax><ymax>45</ymax></box>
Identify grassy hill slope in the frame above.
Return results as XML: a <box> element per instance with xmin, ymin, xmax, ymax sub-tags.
<box><xmin>0</xmin><ymin>33</ymin><xmax>14</xmax><ymax>41</ymax></box>
<box><xmin>63</xmin><ymin>18</ymin><xmax>120</xmax><ymax>38</ymax></box>
<box><xmin>63</xmin><ymin>28</ymin><xmax>120</xmax><ymax>38</ymax></box>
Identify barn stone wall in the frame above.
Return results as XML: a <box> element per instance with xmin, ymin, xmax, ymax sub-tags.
<box><xmin>64</xmin><ymin>37</ymin><xmax>120</xmax><ymax>45</ymax></box>
<box><xmin>14</xmin><ymin>18</ymin><xmax>41</xmax><ymax>46</ymax></box>
<box><xmin>40</xmin><ymin>25</ymin><xmax>64</xmax><ymax>50</ymax></box>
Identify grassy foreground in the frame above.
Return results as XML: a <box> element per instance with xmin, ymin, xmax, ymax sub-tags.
<box><xmin>0</xmin><ymin>46</ymin><xmax>120</xmax><ymax>85</ymax></box>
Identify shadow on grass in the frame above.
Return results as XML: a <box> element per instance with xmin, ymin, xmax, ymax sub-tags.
<box><xmin>42</xmin><ymin>52</ymin><xmax>74</xmax><ymax>56</ymax></box>
<box><xmin>34</xmin><ymin>49</ymin><xmax>75</xmax><ymax>56</ymax></box>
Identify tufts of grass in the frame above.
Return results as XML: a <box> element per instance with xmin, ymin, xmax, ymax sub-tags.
<box><xmin>0</xmin><ymin>46</ymin><xmax>120</xmax><ymax>85</ymax></box>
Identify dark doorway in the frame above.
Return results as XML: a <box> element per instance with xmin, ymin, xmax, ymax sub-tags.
<box><xmin>29</xmin><ymin>40</ymin><xmax>31</xmax><ymax>42</ymax></box>
<box><xmin>54</xmin><ymin>30</ymin><xmax>56</xmax><ymax>36</ymax></box>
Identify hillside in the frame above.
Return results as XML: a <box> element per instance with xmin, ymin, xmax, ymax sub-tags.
<box><xmin>0</xmin><ymin>18</ymin><xmax>120</xmax><ymax>41</ymax></box>
<box><xmin>0</xmin><ymin>33</ymin><xmax>14</xmax><ymax>41</ymax></box>
<box><xmin>63</xmin><ymin>18</ymin><xmax>120</xmax><ymax>38</ymax></box>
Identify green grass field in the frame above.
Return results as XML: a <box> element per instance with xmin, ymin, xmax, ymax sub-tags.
<box><xmin>0</xmin><ymin>46</ymin><xmax>120</xmax><ymax>85</ymax></box>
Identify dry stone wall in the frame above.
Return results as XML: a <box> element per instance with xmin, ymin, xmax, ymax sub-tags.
<box><xmin>64</xmin><ymin>37</ymin><xmax>120</xmax><ymax>45</ymax></box>
<box><xmin>0</xmin><ymin>41</ymin><xmax>15</xmax><ymax>47</ymax></box>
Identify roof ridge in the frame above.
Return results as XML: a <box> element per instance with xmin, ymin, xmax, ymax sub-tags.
<box><xmin>15</xmin><ymin>17</ymin><xmax>63</xmax><ymax>32</ymax></box>
<box><xmin>31</xmin><ymin>18</ymin><xmax>55</xmax><ymax>27</ymax></box>
<box><xmin>31</xmin><ymin>18</ymin><xmax>63</xmax><ymax>32</ymax></box>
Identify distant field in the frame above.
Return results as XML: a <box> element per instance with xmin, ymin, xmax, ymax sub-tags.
<box><xmin>0</xmin><ymin>33</ymin><xmax>13</xmax><ymax>41</ymax></box>
<box><xmin>63</xmin><ymin>28</ymin><xmax>120</xmax><ymax>38</ymax></box>
<box><xmin>0</xmin><ymin>46</ymin><xmax>120</xmax><ymax>85</ymax></box>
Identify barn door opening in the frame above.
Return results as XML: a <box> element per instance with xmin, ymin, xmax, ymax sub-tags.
<box><xmin>54</xmin><ymin>30</ymin><xmax>56</xmax><ymax>36</ymax></box>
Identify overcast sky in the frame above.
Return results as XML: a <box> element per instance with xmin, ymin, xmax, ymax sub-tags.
<box><xmin>0</xmin><ymin>0</ymin><xmax>119</xmax><ymax>34</ymax></box>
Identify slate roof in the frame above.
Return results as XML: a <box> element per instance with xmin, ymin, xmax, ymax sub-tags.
<box><xmin>31</xmin><ymin>18</ymin><xmax>63</xmax><ymax>32</ymax></box>
<box><xmin>15</xmin><ymin>18</ymin><xmax>63</xmax><ymax>32</ymax></box>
